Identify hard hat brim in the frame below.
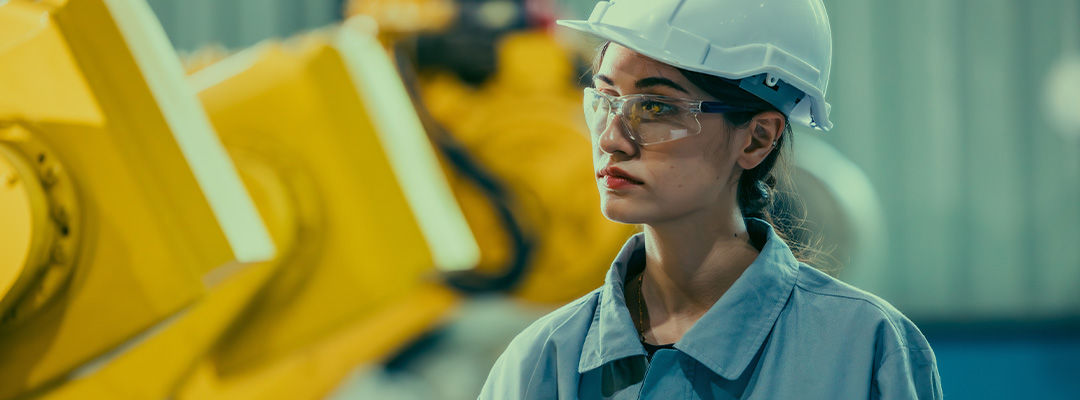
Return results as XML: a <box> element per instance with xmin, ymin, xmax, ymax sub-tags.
<box><xmin>556</xmin><ymin>18</ymin><xmax>833</xmax><ymax>131</ymax></box>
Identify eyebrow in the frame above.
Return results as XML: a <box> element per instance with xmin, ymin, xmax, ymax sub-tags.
<box><xmin>593</xmin><ymin>75</ymin><xmax>690</xmax><ymax>94</ymax></box>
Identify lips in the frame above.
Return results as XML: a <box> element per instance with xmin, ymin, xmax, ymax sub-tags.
<box><xmin>597</xmin><ymin>166</ymin><xmax>643</xmax><ymax>185</ymax></box>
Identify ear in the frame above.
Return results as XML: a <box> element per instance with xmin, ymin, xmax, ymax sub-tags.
<box><xmin>736</xmin><ymin>111</ymin><xmax>785</xmax><ymax>170</ymax></box>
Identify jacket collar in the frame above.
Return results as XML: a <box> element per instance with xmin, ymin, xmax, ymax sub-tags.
<box><xmin>577</xmin><ymin>218</ymin><xmax>800</xmax><ymax>380</ymax></box>
<box><xmin>578</xmin><ymin>232</ymin><xmax>648</xmax><ymax>373</ymax></box>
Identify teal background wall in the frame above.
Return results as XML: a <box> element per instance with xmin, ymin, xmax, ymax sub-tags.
<box><xmin>822</xmin><ymin>0</ymin><xmax>1080</xmax><ymax>321</ymax></box>
<box><xmin>146</xmin><ymin>0</ymin><xmax>344</xmax><ymax>51</ymax></box>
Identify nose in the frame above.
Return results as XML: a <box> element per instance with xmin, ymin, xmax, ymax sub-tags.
<box><xmin>595</xmin><ymin>112</ymin><xmax>638</xmax><ymax>157</ymax></box>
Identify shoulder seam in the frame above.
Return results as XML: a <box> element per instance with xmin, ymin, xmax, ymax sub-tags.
<box><xmin>794</xmin><ymin>267</ymin><xmax>909</xmax><ymax>347</ymax></box>
<box><xmin>879</xmin><ymin>345</ymin><xmax>938</xmax><ymax>367</ymax></box>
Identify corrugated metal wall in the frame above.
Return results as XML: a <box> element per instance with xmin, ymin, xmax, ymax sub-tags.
<box><xmin>824</xmin><ymin>0</ymin><xmax>1080</xmax><ymax>319</ymax></box>
<box><xmin>146</xmin><ymin>0</ymin><xmax>1080</xmax><ymax>320</ymax></box>
<box><xmin>146</xmin><ymin>0</ymin><xmax>344</xmax><ymax>51</ymax></box>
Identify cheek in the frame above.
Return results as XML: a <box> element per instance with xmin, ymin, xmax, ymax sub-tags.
<box><xmin>652</xmin><ymin>135</ymin><xmax>732</xmax><ymax>189</ymax></box>
<box><xmin>652</xmin><ymin>160</ymin><xmax>721</xmax><ymax>200</ymax></box>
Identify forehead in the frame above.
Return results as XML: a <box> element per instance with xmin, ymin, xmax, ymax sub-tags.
<box><xmin>595</xmin><ymin>43</ymin><xmax>707</xmax><ymax>97</ymax></box>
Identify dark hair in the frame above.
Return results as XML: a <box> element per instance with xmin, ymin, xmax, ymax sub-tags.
<box><xmin>591</xmin><ymin>41</ymin><xmax>824</xmax><ymax>266</ymax></box>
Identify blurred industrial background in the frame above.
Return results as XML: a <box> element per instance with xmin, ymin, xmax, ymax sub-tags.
<box><xmin>1</xmin><ymin>0</ymin><xmax>1078</xmax><ymax>399</ymax></box>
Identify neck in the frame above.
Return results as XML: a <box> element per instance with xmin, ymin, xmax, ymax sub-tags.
<box><xmin>640</xmin><ymin>206</ymin><xmax>760</xmax><ymax>320</ymax></box>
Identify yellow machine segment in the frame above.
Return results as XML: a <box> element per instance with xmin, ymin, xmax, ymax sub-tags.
<box><xmin>419</xmin><ymin>31</ymin><xmax>638</xmax><ymax>303</ymax></box>
<box><xmin>0</xmin><ymin>0</ymin><xmax>273</xmax><ymax>398</ymax></box>
<box><xmin>171</xmin><ymin>19</ymin><xmax>477</xmax><ymax>399</ymax></box>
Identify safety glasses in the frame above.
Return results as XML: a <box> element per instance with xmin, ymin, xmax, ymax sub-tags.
<box><xmin>582</xmin><ymin>87</ymin><xmax>755</xmax><ymax>146</ymax></box>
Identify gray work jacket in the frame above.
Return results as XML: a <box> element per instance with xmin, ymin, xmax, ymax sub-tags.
<box><xmin>480</xmin><ymin>218</ymin><xmax>942</xmax><ymax>399</ymax></box>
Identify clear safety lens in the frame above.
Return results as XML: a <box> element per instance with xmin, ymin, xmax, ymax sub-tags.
<box><xmin>583</xmin><ymin>88</ymin><xmax>703</xmax><ymax>145</ymax></box>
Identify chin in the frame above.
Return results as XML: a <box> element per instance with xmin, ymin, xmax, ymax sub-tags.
<box><xmin>599</xmin><ymin>196</ymin><xmax>651</xmax><ymax>224</ymax></box>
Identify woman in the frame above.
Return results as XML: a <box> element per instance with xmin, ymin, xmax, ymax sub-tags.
<box><xmin>479</xmin><ymin>0</ymin><xmax>941</xmax><ymax>398</ymax></box>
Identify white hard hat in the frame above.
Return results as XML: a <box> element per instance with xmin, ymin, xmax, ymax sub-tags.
<box><xmin>557</xmin><ymin>0</ymin><xmax>834</xmax><ymax>131</ymax></box>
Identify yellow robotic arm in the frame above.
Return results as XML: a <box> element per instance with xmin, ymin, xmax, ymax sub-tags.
<box><xmin>0</xmin><ymin>0</ymin><xmax>274</xmax><ymax>398</ymax></box>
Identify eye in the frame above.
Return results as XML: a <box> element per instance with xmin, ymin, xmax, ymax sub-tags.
<box><xmin>638</xmin><ymin>100</ymin><xmax>678</xmax><ymax>117</ymax></box>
